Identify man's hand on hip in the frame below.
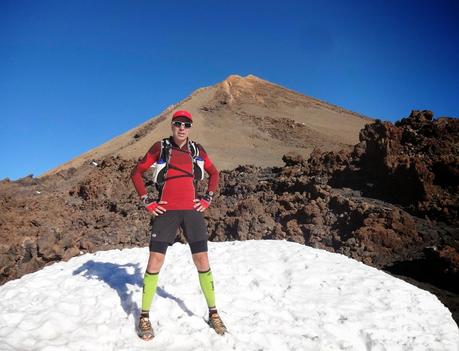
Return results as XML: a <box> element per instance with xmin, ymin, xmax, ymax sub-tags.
<box><xmin>194</xmin><ymin>192</ymin><xmax>213</xmax><ymax>212</ymax></box>
<box><xmin>193</xmin><ymin>198</ymin><xmax>210</xmax><ymax>212</ymax></box>
<box><xmin>141</xmin><ymin>195</ymin><xmax>168</xmax><ymax>216</ymax></box>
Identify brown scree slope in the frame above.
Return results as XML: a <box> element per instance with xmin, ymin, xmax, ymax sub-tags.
<box><xmin>42</xmin><ymin>74</ymin><xmax>373</xmax><ymax>177</ymax></box>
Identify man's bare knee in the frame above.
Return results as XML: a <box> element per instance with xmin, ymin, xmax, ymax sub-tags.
<box><xmin>192</xmin><ymin>252</ymin><xmax>210</xmax><ymax>271</ymax></box>
<box><xmin>147</xmin><ymin>252</ymin><xmax>166</xmax><ymax>272</ymax></box>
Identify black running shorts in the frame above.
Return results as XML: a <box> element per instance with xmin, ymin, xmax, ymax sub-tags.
<box><xmin>149</xmin><ymin>210</ymin><xmax>208</xmax><ymax>254</ymax></box>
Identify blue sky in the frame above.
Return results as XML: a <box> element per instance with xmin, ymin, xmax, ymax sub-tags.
<box><xmin>1</xmin><ymin>0</ymin><xmax>458</xmax><ymax>180</ymax></box>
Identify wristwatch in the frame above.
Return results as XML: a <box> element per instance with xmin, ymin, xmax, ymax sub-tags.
<box><xmin>141</xmin><ymin>194</ymin><xmax>154</xmax><ymax>205</ymax></box>
<box><xmin>203</xmin><ymin>191</ymin><xmax>214</xmax><ymax>202</ymax></box>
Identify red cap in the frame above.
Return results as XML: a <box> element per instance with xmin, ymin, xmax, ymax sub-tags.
<box><xmin>172</xmin><ymin>110</ymin><xmax>192</xmax><ymax>122</ymax></box>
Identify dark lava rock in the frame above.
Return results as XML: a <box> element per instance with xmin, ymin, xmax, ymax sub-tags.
<box><xmin>0</xmin><ymin>110</ymin><xmax>457</xmax><ymax>323</ymax></box>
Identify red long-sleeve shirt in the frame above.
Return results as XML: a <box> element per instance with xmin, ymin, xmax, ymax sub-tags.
<box><xmin>131</xmin><ymin>137</ymin><xmax>219</xmax><ymax>210</ymax></box>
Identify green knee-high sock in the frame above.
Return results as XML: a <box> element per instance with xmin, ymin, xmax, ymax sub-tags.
<box><xmin>141</xmin><ymin>271</ymin><xmax>159</xmax><ymax>312</ymax></box>
<box><xmin>198</xmin><ymin>269</ymin><xmax>216</xmax><ymax>309</ymax></box>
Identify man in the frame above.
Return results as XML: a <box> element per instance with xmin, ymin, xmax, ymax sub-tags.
<box><xmin>131</xmin><ymin>109</ymin><xmax>227</xmax><ymax>341</ymax></box>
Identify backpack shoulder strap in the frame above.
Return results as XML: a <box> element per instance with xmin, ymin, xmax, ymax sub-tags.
<box><xmin>188</xmin><ymin>139</ymin><xmax>200</xmax><ymax>158</ymax></box>
<box><xmin>160</xmin><ymin>138</ymin><xmax>172</xmax><ymax>163</ymax></box>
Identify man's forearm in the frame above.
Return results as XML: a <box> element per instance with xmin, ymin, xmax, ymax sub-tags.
<box><xmin>205</xmin><ymin>163</ymin><xmax>219</xmax><ymax>194</ymax></box>
<box><xmin>131</xmin><ymin>165</ymin><xmax>148</xmax><ymax>197</ymax></box>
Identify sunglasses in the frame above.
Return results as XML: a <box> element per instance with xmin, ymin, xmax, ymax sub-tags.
<box><xmin>172</xmin><ymin>121</ymin><xmax>192</xmax><ymax>129</ymax></box>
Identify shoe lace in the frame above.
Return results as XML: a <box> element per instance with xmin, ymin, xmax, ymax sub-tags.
<box><xmin>139</xmin><ymin>317</ymin><xmax>151</xmax><ymax>331</ymax></box>
<box><xmin>210</xmin><ymin>313</ymin><xmax>225</xmax><ymax>330</ymax></box>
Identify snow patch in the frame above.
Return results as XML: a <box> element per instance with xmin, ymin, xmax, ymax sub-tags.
<box><xmin>0</xmin><ymin>240</ymin><xmax>457</xmax><ymax>350</ymax></box>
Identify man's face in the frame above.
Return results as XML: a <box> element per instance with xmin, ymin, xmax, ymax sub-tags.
<box><xmin>171</xmin><ymin>116</ymin><xmax>192</xmax><ymax>143</ymax></box>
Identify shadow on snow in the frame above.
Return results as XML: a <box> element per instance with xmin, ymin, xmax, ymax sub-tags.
<box><xmin>72</xmin><ymin>260</ymin><xmax>196</xmax><ymax>324</ymax></box>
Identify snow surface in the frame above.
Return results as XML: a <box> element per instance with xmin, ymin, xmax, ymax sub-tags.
<box><xmin>0</xmin><ymin>240</ymin><xmax>457</xmax><ymax>351</ymax></box>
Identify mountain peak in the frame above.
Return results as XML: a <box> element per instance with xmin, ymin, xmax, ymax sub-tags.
<box><xmin>219</xmin><ymin>74</ymin><xmax>268</xmax><ymax>98</ymax></box>
<box><xmin>223</xmin><ymin>74</ymin><xmax>264</xmax><ymax>84</ymax></box>
<box><xmin>224</xmin><ymin>74</ymin><xmax>243</xmax><ymax>82</ymax></box>
<box><xmin>42</xmin><ymin>75</ymin><xmax>373</xmax><ymax>176</ymax></box>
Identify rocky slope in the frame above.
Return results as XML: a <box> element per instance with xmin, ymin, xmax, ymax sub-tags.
<box><xmin>41</xmin><ymin>74</ymin><xmax>372</xmax><ymax>175</ymax></box>
<box><xmin>0</xmin><ymin>110</ymin><xmax>457</xmax><ymax>322</ymax></box>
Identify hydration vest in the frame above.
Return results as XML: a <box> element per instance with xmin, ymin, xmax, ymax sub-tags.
<box><xmin>151</xmin><ymin>138</ymin><xmax>205</xmax><ymax>193</ymax></box>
